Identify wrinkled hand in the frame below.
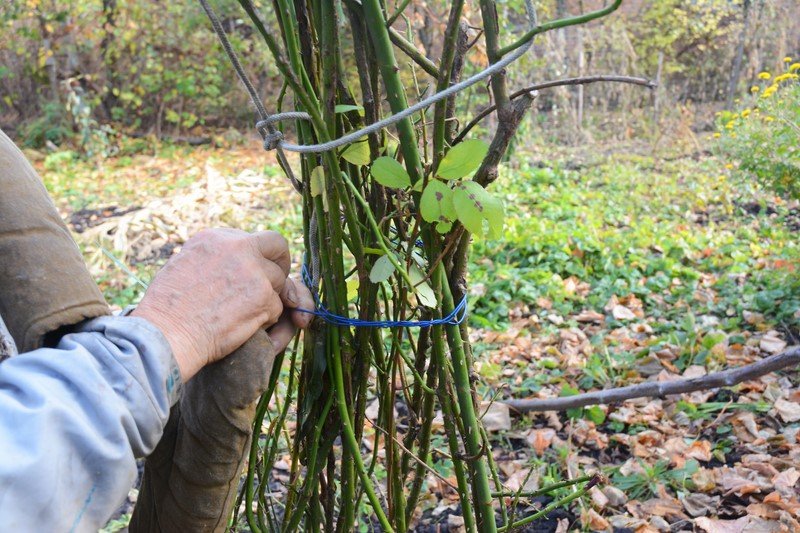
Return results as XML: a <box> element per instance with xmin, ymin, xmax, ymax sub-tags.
<box><xmin>132</xmin><ymin>228</ymin><xmax>314</xmax><ymax>381</ymax></box>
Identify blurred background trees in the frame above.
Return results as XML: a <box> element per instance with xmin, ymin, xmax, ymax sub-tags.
<box><xmin>1</xmin><ymin>0</ymin><xmax>798</xmax><ymax>151</ymax></box>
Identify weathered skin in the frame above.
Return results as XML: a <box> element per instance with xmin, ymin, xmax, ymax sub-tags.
<box><xmin>0</xmin><ymin>129</ymin><xmax>288</xmax><ymax>531</ymax></box>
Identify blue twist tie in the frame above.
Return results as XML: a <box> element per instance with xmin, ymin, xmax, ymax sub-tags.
<box><xmin>294</xmin><ymin>263</ymin><xmax>468</xmax><ymax>328</ymax></box>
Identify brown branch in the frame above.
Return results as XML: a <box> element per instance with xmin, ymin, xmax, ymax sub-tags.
<box><xmin>474</xmin><ymin>92</ymin><xmax>536</xmax><ymax>187</ymax></box>
<box><xmin>503</xmin><ymin>346</ymin><xmax>800</xmax><ymax>414</ymax></box>
<box><xmin>454</xmin><ymin>75</ymin><xmax>656</xmax><ymax>144</ymax></box>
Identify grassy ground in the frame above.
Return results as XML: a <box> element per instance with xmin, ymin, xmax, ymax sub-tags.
<box><xmin>37</xmin><ymin>139</ymin><xmax>800</xmax><ymax>531</ymax></box>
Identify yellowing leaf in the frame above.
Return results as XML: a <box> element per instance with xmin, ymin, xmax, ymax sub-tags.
<box><xmin>409</xmin><ymin>264</ymin><xmax>437</xmax><ymax>308</ymax></box>
<box><xmin>340</xmin><ymin>137</ymin><xmax>371</xmax><ymax>166</ymax></box>
<box><xmin>371</xmin><ymin>157</ymin><xmax>411</xmax><ymax>188</ymax></box>
<box><xmin>453</xmin><ymin>181</ymin><xmax>504</xmax><ymax>238</ymax></box>
<box><xmin>310</xmin><ymin>166</ymin><xmax>329</xmax><ymax>212</ymax></box>
<box><xmin>310</xmin><ymin>166</ymin><xmax>325</xmax><ymax>197</ymax></box>
<box><xmin>420</xmin><ymin>180</ymin><xmax>456</xmax><ymax>232</ymax></box>
<box><xmin>437</xmin><ymin>139</ymin><xmax>489</xmax><ymax>180</ymax></box>
<box><xmin>334</xmin><ymin>104</ymin><xmax>364</xmax><ymax>114</ymax></box>
<box><xmin>369</xmin><ymin>253</ymin><xmax>396</xmax><ymax>283</ymax></box>
<box><xmin>346</xmin><ymin>278</ymin><xmax>360</xmax><ymax>301</ymax></box>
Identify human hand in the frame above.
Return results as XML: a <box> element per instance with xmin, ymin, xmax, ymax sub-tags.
<box><xmin>132</xmin><ymin>228</ymin><xmax>314</xmax><ymax>381</ymax></box>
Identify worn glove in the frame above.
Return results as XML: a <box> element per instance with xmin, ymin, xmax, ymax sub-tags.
<box><xmin>0</xmin><ymin>128</ymin><xmax>109</xmax><ymax>351</ymax></box>
<box><xmin>129</xmin><ymin>328</ymin><xmax>277</xmax><ymax>532</ymax></box>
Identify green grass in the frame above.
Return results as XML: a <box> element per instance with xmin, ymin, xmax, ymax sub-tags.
<box><xmin>472</xmin><ymin>154</ymin><xmax>798</xmax><ymax>328</ymax></box>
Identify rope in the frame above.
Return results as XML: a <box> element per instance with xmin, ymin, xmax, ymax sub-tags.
<box><xmin>197</xmin><ymin>0</ymin><xmax>527</xmax><ymax>327</ymax></box>
<box><xmin>200</xmin><ymin>0</ymin><xmax>538</xmax><ymax>154</ymax></box>
<box><xmin>295</xmin><ymin>263</ymin><xmax>468</xmax><ymax>328</ymax></box>
<box><xmin>198</xmin><ymin>0</ymin><xmax>302</xmax><ymax>192</ymax></box>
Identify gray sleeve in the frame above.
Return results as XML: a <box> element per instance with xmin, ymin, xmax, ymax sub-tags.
<box><xmin>0</xmin><ymin>315</ymin><xmax>182</xmax><ymax>533</ymax></box>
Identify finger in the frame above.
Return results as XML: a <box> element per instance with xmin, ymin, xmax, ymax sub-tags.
<box><xmin>291</xmin><ymin>308</ymin><xmax>314</xmax><ymax>329</ymax></box>
<box><xmin>261</xmin><ymin>259</ymin><xmax>288</xmax><ymax>294</ymax></box>
<box><xmin>279</xmin><ymin>276</ymin><xmax>300</xmax><ymax>307</ymax></box>
<box><xmin>279</xmin><ymin>277</ymin><xmax>313</xmax><ymax>307</ymax></box>
<box><xmin>251</xmin><ymin>231</ymin><xmax>291</xmax><ymax>276</ymax></box>
<box><xmin>267</xmin><ymin>314</ymin><xmax>298</xmax><ymax>353</ymax></box>
<box><xmin>262</xmin><ymin>289</ymin><xmax>284</xmax><ymax>328</ymax></box>
<box><xmin>287</xmin><ymin>279</ymin><xmax>315</xmax><ymax>328</ymax></box>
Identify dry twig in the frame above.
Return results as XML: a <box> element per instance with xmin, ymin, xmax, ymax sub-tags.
<box><xmin>504</xmin><ymin>346</ymin><xmax>800</xmax><ymax>413</ymax></box>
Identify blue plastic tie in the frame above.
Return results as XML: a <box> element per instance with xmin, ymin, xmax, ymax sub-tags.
<box><xmin>294</xmin><ymin>263</ymin><xmax>468</xmax><ymax>328</ymax></box>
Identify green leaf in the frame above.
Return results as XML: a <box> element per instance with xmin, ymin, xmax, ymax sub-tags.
<box><xmin>340</xmin><ymin>137</ymin><xmax>371</xmax><ymax>166</ymax></box>
<box><xmin>483</xmin><ymin>193</ymin><xmax>505</xmax><ymax>239</ymax></box>
<box><xmin>334</xmin><ymin>104</ymin><xmax>364</xmax><ymax>114</ymax></box>
<box><xmin>435</xmin><ymin>220</ymin><xmax>453</xmax><ymax>234</ymax></box>
<box><xmin>409</xmin><ymin>264</ymin><xmax>437</xmax><ymax>308</ymax></box>
<box><xmin>585</xmin><ymin>406</ymin><xmax>606</xmax><ymax>425</ymax></box>
<box><xmin>453</xmin><ymin>181</ymin><xmax>504</xmax><ymax>238</ymax></box>
<box><xmin>310</xmin><ymin>166</ymin><xmax>325</xmax><ymax>197</ymax></box>
<box><xmin>346</xmin><ymin>278</ymin><xmax>360</xmax><ymax>301</ymax></box>
<box><xmin>437</xmin><ymin>139</ymin><xmax>489</xmax><ymax>180</ymax></box>
<box><xmin>371</xmin><ymin>157</ymin><xmax>411</xmax><ymax>188</ymax></box>
<box><xmin>310</xmin><ymin>166</ymin><xmax>329</xmax><ymax>212</ymax></box>
<box><xmin>369</xmin><ymin>254</ymin><xmax>396</xmax><ymax>283</ymax></box>
<box><xmin>453</xmin><ymin>181</ymin><xmax>485</xmax><ymax>234</ymax></box>
<box><xmin>420</xmin><ymin>180</ymin><xmax>456</xmax><ymax>225</ymax></box>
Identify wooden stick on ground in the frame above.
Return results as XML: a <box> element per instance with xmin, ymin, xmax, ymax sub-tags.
<box><xmin>503</xmin><ymin>346</ymin><xmax>800</xmax><ymax>414</ymax></box>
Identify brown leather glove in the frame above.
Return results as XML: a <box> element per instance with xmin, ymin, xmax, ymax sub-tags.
<box><xmin>0</xmin><ymin>128</ymin><xmax>110</xmax><ymax>351</ymax></box>
<box><xmin>129</xmin><ymin>329</ymin><xmax>277</xmax><ymax>532</ymax></box>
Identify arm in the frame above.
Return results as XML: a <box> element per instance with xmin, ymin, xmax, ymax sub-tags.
<box><xmin>0</xmin><ymin>315</ymin><xmax>179</xmax><ymax>532</ymax></box>
<box><xmin>0</xmin><ymin>229</ymin><xmax>314</xmax><ymax>532</ymax></box>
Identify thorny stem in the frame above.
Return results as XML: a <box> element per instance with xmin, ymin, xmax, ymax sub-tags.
<box><xmin>232</xmin><ymin>0</ymin><xmax>635</xmax><ymax>530</ymax></box>
<box><xmin>331</xmin><ymin>326</ymin><xmax>394</xmax><ymax>532</ymax></box>
<box><xmin>498</xmin><ymin>475</ymin><xmax>601</xmax><ymax>532</ymax></box>
<box><xmin>496</xmin><ymin>0</ymin><xmax>623</xmax><ymax>57</ymax></box>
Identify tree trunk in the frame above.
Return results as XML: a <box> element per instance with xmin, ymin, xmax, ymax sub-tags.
<box><xmin>727</xmin><ymin>0</ymin><xmax>751</xmax><ymax>108</ymax></box>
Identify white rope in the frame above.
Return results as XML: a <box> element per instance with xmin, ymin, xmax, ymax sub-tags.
<box><xmin>201</xmin><ymin>0</ymin><xmax>538</xmax><ymax>154</ymax></box>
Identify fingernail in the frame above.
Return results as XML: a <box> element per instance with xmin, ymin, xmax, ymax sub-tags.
<box><xmin>286</xmin><ymin>281</ymin><xmax>299</xmax><ymax>306</ymax></box>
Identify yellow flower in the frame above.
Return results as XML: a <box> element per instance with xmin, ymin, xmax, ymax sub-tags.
<box><xmin>784</xmin><ymin>57</ymin><xmax>793</xmax><ymax>63</ymax></box>
<box><xmin>790</xmin><ymin>63</ymin><xmax>800</xmax><ymax>72</ymax></box>
<box><xmin>774</xmin><ymin>73</ymin><xmax>791</xmax><ymax>83</ymax></box>
<box><xmin>758</xmin><ymin>72</ymin><xmax>771</xmax><ymax>80</ymax></box>
<box><xmin>730</xmin><ymin>133</ymin><xmax>737</xmax><ymax>138</ymax></box>
<box><xmin>741</xmin><ymin>109</ymin><xmax>751</xmax><ymax>118</ymax></box>
<box><xmin>725</xmin><ymin>163</ymin><xmax>734</xmax><ymax>170</ymax></box>
<box><xmin>725</xmin><ymin>122</ymin><xmax>735</xmax><ymax>129</ymax></box>
<box><xmin>765</xmin><ymin>116</ymin><xmax>775</xmax><ymax>122</ymax></box>
<box><xmin>713</xmin><ymin>132</ymin><xmax>721</xmax><ymax>138</ymax></box>
<box><xmin>750</xmin><ymin>85</ymin><xmax>760</xmax><ymax>93</ymax></box>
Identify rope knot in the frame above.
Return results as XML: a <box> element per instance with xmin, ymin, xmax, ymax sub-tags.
<box><xmin>262</xmin><ymin>129</ymin><xmax>284</xmax><ymax>151</ymax></box>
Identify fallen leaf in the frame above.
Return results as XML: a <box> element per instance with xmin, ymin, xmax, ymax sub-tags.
<box><xmin>686</xmin><ymin>440</ymin><xmax>713</xmax><ymax>462</ymax></box>
<box><xmin>772</xmin><ymin>467</ymin><xmax>800</xmax><ymax>492</ymax></box>
<box><xmin>695</xmin><ymin>516</ymin><xmax>750</xmax><ymax>533</ymax></box>
<box><xmin>681</xmin><ymin>493</ymin><xmax>719</xmax><ymax>517</ymax></box>
<box><xmin>526</xmin><ymin>428</ymin><xmax>556</xmax><ymax>455</ymax></box>
<box><xmin>774</xmin><ymin>398</ymin><xmax>800</xmax><ymax>423</ymax></box>
<box><xmin>447</xmin><ymin>514</ymin><xmax>465</xmax><ymax>533</ymax></box>
<box><xmin>743</xmin><ymin>310</ymin><xmax>765</xmax><ymax>325</ymax></box>
<box><xmin>612</xmin><ymin>304</ymin><xmax>637</xmax><ymax>321</ymax></box>
<box><xmin>759</xmin><ymin>331</ymin><xmax>787</xmax><ymax>354</ymax></box>
<box><xmin>590</xmin><ymin>486</ymin><xmax>609</xmax><ymax>509</ymax></box>
<box><xmin>480</xmin><ymin>402</ymin><xmax>511</xmax><ymax>432</ymax></box>
<box><xmin>582</xmin><ymin>508</ymin><xmax>610</xmax><ymax>531</ymax></box>
<box><xmin>603</xmin><ymin>486</ymin><xmax>628</xmax><ymax>507</ymax></box>
<box><xmin>575</xmin><ymin>309</ymin><xmax>604</xmax><ymax>323</ymax></box>
<box><xmin>554</xmin><ymin>518</ymin><xmax>569</xmax><ymax>533</ymax></box>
